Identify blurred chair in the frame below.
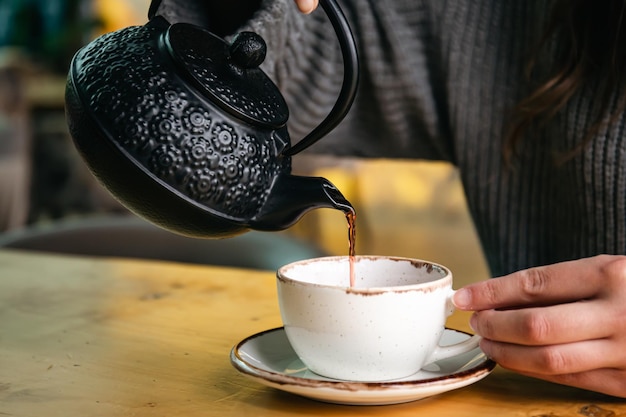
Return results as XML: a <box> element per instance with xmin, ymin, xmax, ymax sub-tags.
<box><xmin>0</xmin><ymin>214</ymin><xmax>328</xmax><ymax>270</ymax></box>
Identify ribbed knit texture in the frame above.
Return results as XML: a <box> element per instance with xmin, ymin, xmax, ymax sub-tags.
<box><xmin>160</xmin><ymin>0</ymin><xmax>626</xmax><ymax>276</ymax></box>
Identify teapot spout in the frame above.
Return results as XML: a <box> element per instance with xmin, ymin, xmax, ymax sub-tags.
<box><xmin>249</xmin><ymin>174</ymin><xmax>354</xmax><ymax>231</ymax></box>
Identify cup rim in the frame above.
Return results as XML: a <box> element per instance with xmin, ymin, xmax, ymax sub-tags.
<box><xmin>276</xmin><ymin>255</ymin><xmax>452</xmax><ymax>293</ymax></box>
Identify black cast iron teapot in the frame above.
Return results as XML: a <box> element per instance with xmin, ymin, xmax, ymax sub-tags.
<box><xmin>65</xmin><ymin>0</ymin><xmax>358</xmax><ymax>238</ymax></box>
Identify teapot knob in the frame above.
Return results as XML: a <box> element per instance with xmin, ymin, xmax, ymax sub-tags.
<box><xmin>229</xmin><ymin>32</ymin><xmax>267</xmax><ymax>69</ymax></box>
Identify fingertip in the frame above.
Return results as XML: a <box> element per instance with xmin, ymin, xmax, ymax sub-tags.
<box><xmin>297</xmin><ymin>0</ymin><xmax>318</xmax><ymax>14</ymax></box>
<box><xmin>469</xmin><ymin>311</ymin><xmax>478</xmax><ymax>332</ymax></box>
<box><xmin>453</xmin><ymin>288</ymin><xmax>472</xmax><ymax>309</ymax></box>
<box><xmin>477</xmin><ymin>337</ymin><xmax>493</xmax><ymax>359</ymax></box>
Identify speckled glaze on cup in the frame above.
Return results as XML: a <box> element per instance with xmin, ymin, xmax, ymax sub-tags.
<box><xmin>276</xmin><ymin>256</ymin><xmax>480</xmax><ymax>382</ymax></box>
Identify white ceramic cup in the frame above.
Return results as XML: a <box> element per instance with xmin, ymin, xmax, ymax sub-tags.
<box><xmin>276</xmin><ymin>256</ymin><xmax>481</xmax><ymax>382</ymax></box>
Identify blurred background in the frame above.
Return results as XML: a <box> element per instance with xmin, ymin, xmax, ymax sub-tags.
<box><xmin>0</xmin><ymin>0</ymin><xmax>489</xmax><ymax>281</ymax></box>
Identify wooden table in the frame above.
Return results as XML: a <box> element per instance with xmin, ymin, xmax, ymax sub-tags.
<box><xmin>1</xmin><ymin>249</ymin><xmax>624</xmax><ymax>416</ymax></box>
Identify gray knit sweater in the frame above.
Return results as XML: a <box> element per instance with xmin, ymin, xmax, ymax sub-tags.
<box><xmin>157</xmin><ymin>0</ymin><xmax>626</xmax><ymax>277</ymax></box>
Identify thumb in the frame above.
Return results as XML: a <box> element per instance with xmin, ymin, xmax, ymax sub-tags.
<box><xmin>295</xmin><ymin>0</ymin><xmax>319</xmax><ymax>14</ymax></box>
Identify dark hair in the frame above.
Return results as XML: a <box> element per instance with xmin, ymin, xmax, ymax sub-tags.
<box><xmin>504</xmin><ymin>0</ymin><xmax>626</xmax><ymax>164</ymax></box>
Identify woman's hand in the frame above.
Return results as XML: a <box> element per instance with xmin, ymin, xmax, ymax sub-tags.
<box><xmin>453</xmin><ymin>255</ymin><xmax>626</xmax><ymax>398</ymax></box>
<box><xmin>294</xmin><ymin>0</ymin><xmax>319</xmax><ymax>14</ymax></box>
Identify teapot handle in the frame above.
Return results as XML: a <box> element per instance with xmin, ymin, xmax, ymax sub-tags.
<box><xmin>282</xmin><ymin>0</ymin><xmax>359</xmax><ymax>156</ymax></box>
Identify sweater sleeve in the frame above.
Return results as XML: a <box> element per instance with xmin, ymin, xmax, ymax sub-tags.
<box><xmin>152</xmin><ymin>0</ymin><xmax>453</xmax><ymax>161</ymax></box>
<box><xmin>240</xmin><ymin>0</ymin><xmax>454</xmax><ymax>161</ymax></box>
<box><xmin>239</xmin><ymin>1</ymin><xmax>353</xmax><ymax>153</ymax></box>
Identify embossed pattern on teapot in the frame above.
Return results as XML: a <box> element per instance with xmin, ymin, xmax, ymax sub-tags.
<box><xmin>71</xmin><ymin>21</ymin><xmax>289</xmax><ymax>219</ymax></box>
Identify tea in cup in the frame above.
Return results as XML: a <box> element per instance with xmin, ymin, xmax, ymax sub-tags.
<box><xmin>276</xmin><ymin>256</ymin><xmax>480</xmax><ymax>382</ymax></box>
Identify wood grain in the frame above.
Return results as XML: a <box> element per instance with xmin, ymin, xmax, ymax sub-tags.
<box><xmin>0</xmin><ymin>250</ymin><xmax>623</xmax><ymax>416</ymax></box>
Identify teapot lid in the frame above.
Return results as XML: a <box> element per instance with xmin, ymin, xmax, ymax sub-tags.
<box><xmin>164</xmin><ymin>23</ymin><xmax>289</xmax><ymax>129</ymax></box>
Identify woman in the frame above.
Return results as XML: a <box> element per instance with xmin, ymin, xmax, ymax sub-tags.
<box><xmin>150</xmin><ymin>0</ymin><xmax>626</xmax><ymax>397</ymax></box>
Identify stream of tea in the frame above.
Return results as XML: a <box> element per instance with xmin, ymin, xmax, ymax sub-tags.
<box><xmin>346</xmin><ymin>208</ymin><xmax>357</xmax><ymax>287</ymax></box>
<box><xmin>323</xmin><ymin>183</ymin><xmax>357</xmax><ymax>287</ymax></box>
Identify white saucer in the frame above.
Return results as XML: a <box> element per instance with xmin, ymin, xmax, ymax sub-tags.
<box><xmin>230</xmin><ymin>327</ymin><xmax>495</xmax><ymax>405</ymax></box>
